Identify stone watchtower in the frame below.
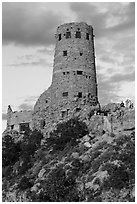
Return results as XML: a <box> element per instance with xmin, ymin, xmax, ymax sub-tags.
<box><xmin>33</xmin><ymin>22</ymin><xmax>99</xmax><ymax>130</ymax></box>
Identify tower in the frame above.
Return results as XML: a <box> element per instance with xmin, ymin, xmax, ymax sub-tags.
<box><xmin>51</xmin><ymin>22</ymin><xmax>98</xmax><ymax>111</ymax></box>
<box><xmin>33</xmin><ymin>22</ymin><xmax>99</xmax><ymax>130</ymax></box>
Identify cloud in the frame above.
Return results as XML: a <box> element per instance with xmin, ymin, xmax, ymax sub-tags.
<box><xmin>109</xmin><ymin>72</ymin><xmax>135</xmax><ymax>83</ymax></box>
<box><xmin>97</xmin><ymin>69</ymin><xmax>135</xmax><ymax>105</ymax></box>
<box><xmin>2</xmin><ymin>113</ymin><xmax>7</xmax><ymax>120</ymax></box>
<box><xmin>24</xmin><ymin>96</ymin><xmax>38</xmax><ymax>103</ymax></box>
<box><xmin>69</xmin><ymin>2</ymin><xmax>135</xmax><ymax>38</ymax></box>
<box><xmin>2</xmin><ymin>3</ymin><xmax>61</xmax><ymax>46</ymax></box>
<box><xmin>69</xmin><ymin>2</ymin><xmax>108</xmax><ymax>38</ymax></box>
<box><xmin>98</xmin><ymin>74</ymin><xmax>120</xmax><ymax>105</ymax></box>
<box><xmin>18</xmin><ymin>103</ymin><xmax>33</xmax><ymax>111</ymax></box>
<box><xmin>9</xmin><ymin>58</ymin><xmax>51</xmax><ymax>67</ymax></box>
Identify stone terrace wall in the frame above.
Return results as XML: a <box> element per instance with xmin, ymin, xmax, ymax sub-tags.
<box><xmin>7</xmin><ymin>110</ymin><xmax>33</xmax><ymax>131</ymax></box>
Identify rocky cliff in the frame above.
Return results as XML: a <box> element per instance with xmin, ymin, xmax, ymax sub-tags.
<box><xmin>2</xmin><ymin>106</ymin><xmax>135</xmax><ymax>202</ymax></box>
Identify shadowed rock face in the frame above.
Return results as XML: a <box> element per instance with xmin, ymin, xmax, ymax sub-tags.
<box><xmin>33</xmin><ymin>22</ymin><xmax>99</xmax><ymax>131</ymax></box>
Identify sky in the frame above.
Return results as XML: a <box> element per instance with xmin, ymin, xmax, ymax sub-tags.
<box><xmin>2</xmin><ymin>2</ymin><xmax>135</xmax><ymax>128</ymax></box>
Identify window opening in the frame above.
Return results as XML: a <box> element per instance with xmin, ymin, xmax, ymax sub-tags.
<box><xmin>76</xmin><ymin>107</ymin><xmax>81</xmax><ymax>112</ymax></box>
<box><xmin>66</xmin><ymin>31</ymin><xmax>71</xmax><ymax>39</ymax></box>
<box><xmin>59</xmin><ymin>34</ymin><xmax>61</xmax><ymax>41</ymax></box>
<box><xmin>40</xmin><ymin>120</ymin><xmax>45</xmax><ymax>129</ymax></box>
<box><xmin>73</xmin><ymin>71</ymin><xmax>76</xmax><ymax>75</ymax></box>
<box><xmin>75</xmin><ymin>31</ymin><xmax>81</xmax><ymax>38</ymax></box>
<box><xmin>67</xmin><ymin>109</ymin><xmax>70</xmax><ymax>115</ymax></box>
<box><xmin>62</xmin><ymin>92</ymin><xmax>68</xmax><ymax>97</ymax></box>
<box><xmin>77</xmin><ymin>71</ymin><xmax>83</xmax><ymax>75</ymax></box>
<box><xmin>63</xmin><ymin>72</ymin><xmax>65</xmax><ymax>75</ymax></box>
<box><xmin>80</xmin><ymin>52</ymin><xmax>83</xmax><ymax>56</ymax></box>
<box><xmin>11</xmin><ymin>125</ymin><xmax>14</xmax><ymax>130</ymax></box>
<box><xmin>67</xmin><ymin>28</ymin><xmax>69</xmax><ymax>31</ymax></box>
<box><xmin>67</xmin><ymin>71</ymin><xmax>70</xmax><ymax>74</ymax></box>
<box><xmin>89</xmin><ymin>76</ymin><xmax>91</xmax><ymax>79</ymax></box>
<box><xmin>78</xmin><ymin>28</ymin><xmax>80</xmax><ymax>30</ymax></box>
<box><xmin>78</xmin><ymin>92</ymin><xmax>82</xmax><ymax>98</ymax></box>
<box><xmin>63</xmin><ymin>50</ymin><xmax>67</xmax><ymax>56</ymax></box>
<box><xmin>86</xmin><ymin>33</ymin><xmax>89</xmax><ymax>40</ymax></box>
<box><xmin>45</xmin><ymin>100</ymin><xmax>48</xmax><ymax>103</ymax></box>
<box><xmin>19</xmin><ymin>123</ymin><xmax>29</xmax><ymax>132</ymax></box>
<box><xmin>75</xmin><ymin>58</ymin><xmax>76</xmax><ymax>60</ymax></box>
<box><xmin>62</xmin><ymin>111</ymin><xmax>66</xmax><ymax>118</ymax></box>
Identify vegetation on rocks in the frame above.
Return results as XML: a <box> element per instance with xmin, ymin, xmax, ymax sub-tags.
<box><xmin>2</xmin><ymin>109</ymin><xmax>135</xmax><ymax>202</ymax></box>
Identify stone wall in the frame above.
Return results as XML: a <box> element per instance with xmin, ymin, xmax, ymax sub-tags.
<box><xmin>6</xmin><ymin>105</ymin><xmax>33</xmax><ymax>131</ymax></box>
<box><xmin>5</xmin><ymin>22</ymin><xmax>99</xmax><ymax>134</ymax></box>
<box><xmin>32</xmin><ymin>22</ymin><xmax>99</xmax><ymax>133</ymax></box>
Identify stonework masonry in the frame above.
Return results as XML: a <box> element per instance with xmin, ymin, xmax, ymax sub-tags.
<box><xmin>6</xmin><ymin>105</ymin><xmax>33</xmax><ymax>132</ymax></box>
<box><xmin>6</xmin><ymin>22</ymin><xmax>100</xmax><ymax>134</ymax></box>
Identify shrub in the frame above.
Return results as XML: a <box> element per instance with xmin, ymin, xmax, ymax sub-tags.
<box><xmin>37</xmin><ymin>165</ymin><xmax>78</xmax><ymax>202</ymax></box>
<box><xmin>2</xmin><ymin>134</ymin><xmax>21</xmax><ymax>168</ymax></box>
<box><xmin>46</xmin><ymin>117</ymin><xmax>89</xmax><ymax>152</ymax></box>
<box><xmin>18</xmin><ymin>176</ymin><xmax>33</xmax><ymax>191</ymax></box>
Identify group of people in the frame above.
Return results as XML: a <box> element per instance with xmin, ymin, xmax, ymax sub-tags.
<box><xmin>120</xmin><ymin>99</ymin><xmax>134</xmax><ymax>109</ymax></box>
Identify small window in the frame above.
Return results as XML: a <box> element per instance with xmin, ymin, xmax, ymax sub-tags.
<box><xmin>76</xmin><ymin>107</ymin><xmax>81</xmax><ymax>112</ymax></box>
<box><xmin>77</xmin><ymin>71</ymin><xmax>83</xmax><ymax>75</ymax></box>
<box><xmin>62</xmin><ymin>92</ymin><xmax>68</xmax><ymax>97</ymax></box>
<box><xmin>75</xmin><ymin>31</ymin><xmax>81</xmax><ymax>38</ymax></box>
<box><xmin>86</xmin><ymin>33</ymin><xmax>89</xmax><ymax>40</ymax></box>
<box><xmin>77</xmin><ymin>28</ymin><xmax>80</xmax><ymax>30</ymax></box>
<box><xmin>66</xmin><ymin>31</ymin><xmax>71</xmax><ymax>39</ymax></box>
<box><xmin>80</xmin><ymin>52</ymin><xmax>83</xmax><ymax>56</ymax></box>
<box><xmin>40</xmin><ymin>120</ymin><xmax>45</xmax><ymax>129</ymax></box>
<box><xmin>63</xmin><ymin>72</ymin><xmax>65</xmax><ymax>75</ymax></box>
<box><xmin>59</xmin><ymin>34</ymin><xmax>61</xmax><ymax>41</ymax></box>
<box><xmin>45</xmin><ymin>100</ymin><xmax>48</xmax><ymax>103</ymax></box>
<box><xmin>63</xmin><ymin>50</ymin><xmax>67</xmax><ymax>56</ymax></box>
<box><xmin>67</xmin><ymin>28</ymin><xmax>69</xmax><ymax>31</ymax></box>
<box><xmin>67</xmin><ymin>71</ymin><xmax>69</xmax><ymax>74</ymax></box>
<box><xmin>78</xmin><ymin>92</ymin><xmax>82</xmax><ymax>98</ymax></box>
<box><xmin>11</xmin><ymin>125</ymin><xmax>14</xmax><ymax>130</ymax></box>
<box><xmin>67</xmin><ymin>109</ymin><xmax>70</xmax><ymax>115</ymax></box>
<box><xmin>62</xmin><ymin>111</ymin><xmax>66</xmax><ymax>118</ymax></box>
<box><xmin>19</xmin><ymin>123</ymin><xmax>29</xmax><ymax>132</ymax></box>
<box><xmin>89</xmin><ymin>76</ymin><xmax>91</xmax><ymax>79</ymax></box>
<box><xmin>73</xmin><ymin>71</ymin><xmax>76</xmax><ymax>75</ymax></box>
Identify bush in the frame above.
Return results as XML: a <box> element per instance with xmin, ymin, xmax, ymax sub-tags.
<box><xmin>33</xmin><ymin>165</ymin><xmax>78</xmax><ymax>202</ymax></box>
<box><xmin>46</xmin><ymin>117</ymin><xmax>89</xmax><ymax>152</ymax></box>
<box><xmin>18</xmin><ymin>176</ymin><xmax>33</xmax><ymax>191</ymax></box>
<box><xmin>2</xmin><ymin>135</ymin><xmax>21</xmax><ymax>168</ymax></box>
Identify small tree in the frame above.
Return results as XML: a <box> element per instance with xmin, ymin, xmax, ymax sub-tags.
<box><xmin>46</xmin><ymin>117</ymin><xmax>89</xmax><ymax>152</ymax></box>
<box><xmin>2</xmin><ymin>134</ymin><xmax>20</xmax><ymax>168</ymax></box>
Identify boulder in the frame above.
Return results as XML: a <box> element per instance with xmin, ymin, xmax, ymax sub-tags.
<box><xmin>38</xmin><ymin>168</ymin><xmax>46</xmax><ymax>178</ymax></box>
<box><xmin>71</xmin><ymin>152</ymin><xmax>79</xmax><ymax>159</ymax></box>
<box><xmin>80</xmin><ymin>154</ymin><xmax>90</xmax><ymax>162</ymax></box>
<box><xmin>84</xmin><ymin>142</ymin><xmax>92</xmax><ymax>148</ymax></box>
<box><xmin>83</xmin><ymin>135</ymin><xmax>90</xmax><ymax>142</ymax></box>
